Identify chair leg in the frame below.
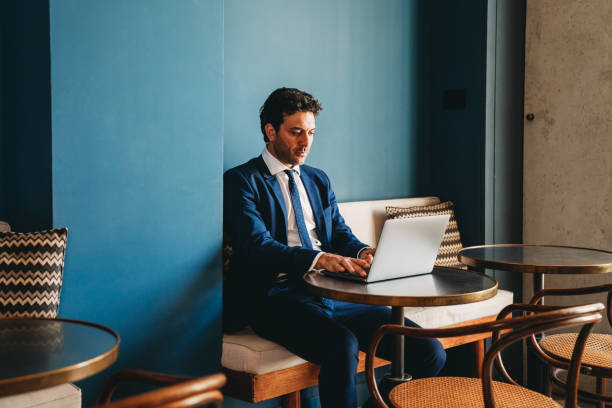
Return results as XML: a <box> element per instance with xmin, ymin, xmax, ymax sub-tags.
<box><xmin>471</xmin><ymin>339</ymin><xmax>485</xmax><ymax>378</ymax></box>
<box><xmin>282</xmin><ymin>391</ymin><xmax>301</xmax><ymax>408</ymax></box>
<box><xmin>543</xmin><ymin>365</ymin><xmax>553</xmax><ymax>397</ymax></box>
<box><xmin>596</xmin><ymin>377</ymin><xmax>605</xmax><ymax>408</ymax></box>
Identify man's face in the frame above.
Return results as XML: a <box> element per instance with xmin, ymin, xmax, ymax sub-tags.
<box><xmin>266</xmin><ymin>111</ymin><xmax>316</xmax><ymax>168</ymax></box>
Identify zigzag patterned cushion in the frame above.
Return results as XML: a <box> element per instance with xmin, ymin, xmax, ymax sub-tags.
<box><xmin>0</xmin><ymin>228</ymin><xmax>68</xmax><ymax>318</ymax></box>
<box><xmin>386</xmin><ymin>202</ymin><xmax>466</xmax><ymax>269</ymax></box>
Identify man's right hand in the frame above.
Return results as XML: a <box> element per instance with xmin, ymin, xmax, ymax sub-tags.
<box><xmin>314</xmin><ymin>253</ymin><xmax>370</xmax><ymax>277</ymax></box>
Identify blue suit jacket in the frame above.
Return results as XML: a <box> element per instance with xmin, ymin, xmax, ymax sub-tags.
<box><xmin>223</xmin><ymin>155</ymin><xmax>367</xmax><ymax>332</ymax></box>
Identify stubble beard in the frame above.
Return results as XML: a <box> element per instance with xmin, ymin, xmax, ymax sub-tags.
<box><xmin>273</xmin><ymin>142</ymin><xmax>308</xmax><ymax>167</ymax></box>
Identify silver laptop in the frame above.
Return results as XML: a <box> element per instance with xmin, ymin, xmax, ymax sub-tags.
<box><xmin>323</xmin><ymin>214</ymin><xmax>450</xmax><ymax>283</ymax></box>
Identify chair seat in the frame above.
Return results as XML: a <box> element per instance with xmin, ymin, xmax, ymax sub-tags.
<box><xmin>540</xmin><ymin>333</ymin><xmax>612</xmax><ymax>370</ymax></box>
<box><xmin>221</xmin><ymin>290</ymin><xmax>513</xmax><ymax>374</ymax></box>
<box><xmin>388</xmin><ymin>376</ymin><xmax>560</xmax><ymax>408</ymax></box>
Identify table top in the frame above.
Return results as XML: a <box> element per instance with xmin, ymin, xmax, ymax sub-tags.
<box><xmin>458</xmin><ymin>244</ymin><xmax>612</xmax><ymax>275</ymax></box>
<box><xmin>303</xmin><ymin>267</ymin><xmax>498</xmax><ymax>307</ymax></box>
<box><xmin>0</xmin><ymin>317</ymin><xmax>120</xmax><ymax>396</ymax></box>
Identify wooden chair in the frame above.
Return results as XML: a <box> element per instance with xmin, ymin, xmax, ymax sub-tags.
<box><xmin>365</xmin><ymin>302</ymin><xmax>604</xmax><ymax>408</ymax></box>
<box><xmin>529</xmin><ymin>283</ymin><xmax>612</xmax><ymax>408</ymax></box>
<box><xmin>97</xmin><ymin>370</ymin><xmax>226</xmax><ymax>408</ymax></box>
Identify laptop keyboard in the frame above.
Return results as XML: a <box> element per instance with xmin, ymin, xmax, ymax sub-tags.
<box><xmin>321</xmin><ymin>270</ymin><xmax>368</xmax><ymax>282</ymax></box>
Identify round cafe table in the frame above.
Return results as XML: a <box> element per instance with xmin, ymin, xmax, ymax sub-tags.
<box><xmin>458</xmin><ymin>244</ymin><xmax>612</xmax><ymax>389</ymax></box>
<box><xmin>0</xmin><ymin>317</ymin><xmax>120</xmax><ymax>396</ymax></box>
<box><xmin>458</xmin><ymin>244</ymin><xmax>612</xmax><ymax>294</ymax></box>
<box><xmin>303</xmin><ymin>266</ymin><xmax>498</xmax><ymax>382</ymax></box>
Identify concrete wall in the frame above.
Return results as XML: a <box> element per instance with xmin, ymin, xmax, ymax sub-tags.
<box><xmin>524</xmin><ymin>0</ymin><xmax>611</xmax><ymax>330</ymax></box>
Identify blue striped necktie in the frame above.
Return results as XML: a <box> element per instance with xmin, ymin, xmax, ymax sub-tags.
<box><xmin>284</xmin><ymin>170</ymin><xmax>313</xmax><ymax>249</ymax></box>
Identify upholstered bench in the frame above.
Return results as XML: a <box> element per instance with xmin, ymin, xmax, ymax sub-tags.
<box><xmin>221</xmin><ymin>197</ymin><xmax>514</xmax><ymax>407</ymax></box>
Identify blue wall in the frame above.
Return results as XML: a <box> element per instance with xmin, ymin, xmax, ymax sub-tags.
<box><xmin>224</xmin><ymin>0</ymin><xmax>428</xmax><ymax>202</ymax></box>
<box><xmin>49</xmin><ymin>1</ymin><xmax>223</xmax><ymax>404</ymax></box>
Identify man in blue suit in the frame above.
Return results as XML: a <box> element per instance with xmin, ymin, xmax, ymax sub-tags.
<box><xmin>223</xmin><ymin>88</ymin><xmax>445</xmax><ymax>407</ymax></box>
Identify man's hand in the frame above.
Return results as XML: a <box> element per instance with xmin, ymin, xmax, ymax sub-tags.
<box><xmin>314</xmin><ymin>253</ymin><xmax>370</xmax><ymax>277</ymax></box>
<box><xmin>359</xmin><ymin>248</ymin><xmax>376</xmax><ymax>265</ymax></box>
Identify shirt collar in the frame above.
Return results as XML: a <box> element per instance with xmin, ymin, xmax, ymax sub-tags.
<box><xmin>261</xmin><ymin>147</ymin><xmax>301</xmax><ymax>176</ymax></box>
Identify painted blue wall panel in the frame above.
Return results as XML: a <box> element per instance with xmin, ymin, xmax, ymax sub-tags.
<box><xmin>224</xmin><ymin>0</ymin><xmax>427</xmax><ymax>202</ymax></box>
<box><xmin>49</xmin><ymin>1</ymin><xmax>223</xmax><ymax>404</ymax></box>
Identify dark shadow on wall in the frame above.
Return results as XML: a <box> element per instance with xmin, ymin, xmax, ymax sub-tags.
<box><xmin>416</xmin><ymin>0</ymin><xmax>488</xmax><ymax>248</ymax></box>
<box><xmin>414</xmin><ymin>0</ymin><xmax>434</xmax><ymax>196</ymax></box>
<box><xmin>0</xmin><ymin>0</ymin><xmax>52</xmax><ymax>232</ymax></box>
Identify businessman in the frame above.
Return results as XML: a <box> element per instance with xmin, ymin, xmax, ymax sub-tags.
<box><xmin>223</xmin><ymin>87</ymin><xmax>445</xmax><ymax>407</ymax></box>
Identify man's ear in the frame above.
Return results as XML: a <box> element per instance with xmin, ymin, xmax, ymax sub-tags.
<box><xmin>264</xmin><ymin>124</ymin><xmax>276</xmax><ymax>142</ymax></box>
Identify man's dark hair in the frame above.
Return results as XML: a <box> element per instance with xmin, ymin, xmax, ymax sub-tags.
<box><xmin>259</xmin><ymin>87</ymin><xmax>322</xmax><ymax>142</ymax></box>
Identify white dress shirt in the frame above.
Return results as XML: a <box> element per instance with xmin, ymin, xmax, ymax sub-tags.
<box><xmin>261</xmin><ymin>148</ymin><xmax>324</xmax><ymax>272</ymax></box>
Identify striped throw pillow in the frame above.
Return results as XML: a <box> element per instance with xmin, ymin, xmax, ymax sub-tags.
<box><xmin>386</xmin><ymin>202</ymin><xmax>466</xmax><ymax>269</ymax></box>
<box><xmin>0</xmin><ymin>228</ymin><xmax>68</xmax><ymax>318</ymax></box>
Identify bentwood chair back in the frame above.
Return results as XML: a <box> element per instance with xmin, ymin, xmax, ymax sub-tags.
<box><xmin>97</xmin><ymin>370</ymin><xmax>226</xmax><ymax>408</ymax></box>
<box><xmin>530</xmin><ymin>284</ymin><xmax>612</xmax><ymax>408</ymax></box>
<box><xmin>366</xmin><ymin>302</ymin><xmax>604</xmax><ymax>408</ymax></box>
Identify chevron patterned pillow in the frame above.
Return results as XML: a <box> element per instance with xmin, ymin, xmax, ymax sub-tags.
<box><xmin>0</xmin><ymin>228</ymin><xmax>68</xmax><ymax>318</ymax></box>
<box><xmin>386</xmin><ymin>202</ymin><xmax>466</xmax><ymax>269</ymax></box>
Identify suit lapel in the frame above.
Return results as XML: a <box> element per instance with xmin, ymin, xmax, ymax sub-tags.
<box><xmin>256</xmin><ymin>156</ymin><xmax>289</xmax><ymax>240</ymax></box>
<box><xmin>300</xmin><ymin>170</ymin><xmax>328</xmax><ymax>248</ymax></box>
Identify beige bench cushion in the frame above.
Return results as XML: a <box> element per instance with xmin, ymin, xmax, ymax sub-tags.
<box><xmin>0</xmin><ymin>384</ymin><xmax>81</xmax><ymax>408</ymax></box>
<box><xmin>221</xmin><ymin>289</ymin><xmax>513</xmax><ymax>375</ymax></box>
<box><xmin>223</xmin><ymin>329</ymin><xmax>308</xmax><ymax>374</ymax></box>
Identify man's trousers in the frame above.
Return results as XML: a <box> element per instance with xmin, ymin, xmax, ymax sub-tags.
<box><xmin>250</xmin><ymin>289</ymin><xmax>447</xmax><ymax>408</ymax></box>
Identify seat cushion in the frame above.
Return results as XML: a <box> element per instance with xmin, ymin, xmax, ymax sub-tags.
<box><xmin>404</xmin><ymin>289</ymin><xmax>513</xmax><ymax>328</ymax></box>
<box><xmin>0</xmin><ymin>384</ymin><xmax>81</xmax><ymax>408</ymax></box>
<box><xmin>0</xmin><ymin>228</ymin><xmax>68</xmax><ymax>318</ymax></box>
<box><xmin>222</xmin><ymin>328</ymin><xmax>307</xmax><ymax>374</ymax></box>
<box><xmin>221</xmin><ymin>289</ymin><xmax>514</xmax><ymax>374</ymax></box>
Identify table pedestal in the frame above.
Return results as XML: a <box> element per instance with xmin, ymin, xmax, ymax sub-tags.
<box><xmin>389</xmin><ymin>306</ymin><xmax>412</xmax><ymax>382</ymax></box>
<box><xmin>302</xmin><ymin>269</ymin><xmax>498</xmax><ymax>401</ymax></box>
<box><xmin>377</xmin><ymin>306</ymin><xmax>412</xmax><ymax>405</ymax></box>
